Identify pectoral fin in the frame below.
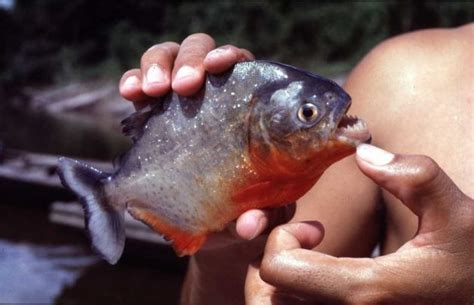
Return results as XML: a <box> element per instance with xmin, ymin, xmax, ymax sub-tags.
<box><xmin>231</xmin><ymin>179</ymin><xmax>316</xmax><ymax>212</ymax></box>
<box><xmin>231</xmin><ymin>181</ymin><xmax>281</xmax><ymax>211</ymax></box>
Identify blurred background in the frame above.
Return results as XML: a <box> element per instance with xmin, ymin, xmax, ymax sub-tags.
<box><xmin>0</xmin><ymin>1</ymin><xmax>472</xmax><ymax>304</ymax></box>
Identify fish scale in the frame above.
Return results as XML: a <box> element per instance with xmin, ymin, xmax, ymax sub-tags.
<box><xmin>58</xmin><ymin>60</ymin><xmax>370</xmax><ymax>264</ymax></box>
<box><xmin>108</xmin><ymin>63</ymin><xmax>273</xmax><ymax>231</ymax></box>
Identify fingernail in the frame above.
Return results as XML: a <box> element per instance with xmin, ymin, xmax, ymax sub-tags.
<box><xmin>357</xmin><ymin>144</ymin><xmax>394</xmax><ymax>166</ymax></box>
<box><xmin>175</xmin><ymin>65</ymin><xmax>198</xmax><ymax>81</ymax></box>
<box><xmin>207</xmin><ymin>47</ymin><xmax>231</xmax><ymax>59</ymax></box>
<box><xmin>123</xmin><ymin>75</ymin><xmax>140</xmax><ymax>87</ymax></box>
<box><xmin>249</xmin><ymin>216</ymin><xmax>264</xmax><ymax>240</ymax></box>
<box><xmin>146</xmin><ymin>64</ymin><xmax>165</xmax><ymax>83</ymax></box>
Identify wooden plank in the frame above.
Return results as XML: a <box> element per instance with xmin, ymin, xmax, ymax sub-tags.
<box><xmin>0</xmin><ymin>148</ymin><xmax>112</xmax><ymax>188</ymax></box>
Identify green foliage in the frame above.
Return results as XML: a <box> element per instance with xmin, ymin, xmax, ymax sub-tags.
<box><xmin>1</xmin><ymin>0</ymin><xmax>472</xmax><ymax>88</ymax></box>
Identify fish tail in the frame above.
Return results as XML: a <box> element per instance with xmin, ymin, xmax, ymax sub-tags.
<box><xmin>57</xmin><ymin>157</ymin><xmax>125</xmax><ymax>264</ymax></box>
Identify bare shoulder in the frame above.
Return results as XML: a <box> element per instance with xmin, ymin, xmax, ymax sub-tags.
<box><xmin>344</xmin><ymin>23</ymin><xmax>473</xmax><ymax>193</ymax></box>
<box><xmin>348</xmin><ymin>23</ymin><xmax>473</xmax><ymax>78</ymax></box>
<box><xmin>345</xmin><ymin>23</ymin><xmax>473</xmax><ymax>115</ymax></box>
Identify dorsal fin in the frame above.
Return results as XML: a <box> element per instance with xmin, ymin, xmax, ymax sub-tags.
<box><xmin>120</xmin><ymin>105</ymin><xmax>154</xmax><ymax>142</ymax></box>
<box><xmin>121</xmin><ymin>97</ymin><xmax>170</xmax><ymax>142</ymax></box>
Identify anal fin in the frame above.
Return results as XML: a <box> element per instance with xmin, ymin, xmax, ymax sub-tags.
<box><xmin>231</xmin><ymin>181</ymin><xmax>281</xmax><ymax>211</ymax></box>
<box><xmin>128</xmin><ymin>206</ymin><xmax>206</xmax><ymax>256</ymax></box>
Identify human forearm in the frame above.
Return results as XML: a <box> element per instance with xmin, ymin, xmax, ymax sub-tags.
<box><xmin>180</xmin><ymin>248</ymin><xmax>260</xmax><ymax>305</ymax></box>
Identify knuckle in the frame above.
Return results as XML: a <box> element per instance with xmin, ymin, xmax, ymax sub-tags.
<box><xmin>181</xmin><ymin>33</ymin><xmax>216</xmax><ymax>54</ymax></box>
<box><xmin>260</xmin><ymin>227</ymin><xmax>294</xmax><ymax>281</ymax></box>
<box><xmin>405</xmin><ymin>155</ymin><xmax>441</xmax><ymax>192</ymax></box>
<box><xmin>219</xmin><ymin>44</ymin><xmax>239</xmax><ymax>52</ymax></box>
<box><xmin>157</xmin><ymin>41</ymin><xmax>180</xmax><ymax>56</ymax></box>
<box><xmin>270</xmin><ymin>225</ymin><xmax>288</xmax><ymax>241</ymax></box>
<box><xmin>121</xmin><ymin>69</ymin><xmax>138</xmax><ymax>79</ymax></box>
<box><xmin>143</xmin><ymin>43</ymin><xmax>162</xmax><ymax>55</ymax></box>
<box><xmin>142</xmin><ymin>42</ymin><xmax>178</xmax><ymax>64</ymax></box>
<box><xmin>185</xmin><ymin>32</ymin><xmax>214</xmax><ymax>43</ymax></box>
<box><xmin>259</xmin><ymin>252</ymin><xmax>280</xmax><ymax>283</ymax></box>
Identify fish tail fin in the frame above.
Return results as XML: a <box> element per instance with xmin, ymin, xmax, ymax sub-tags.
<box><xmin>57</xmin><ymin>157</ymin><xmax>125</xmax><ymax>264</ymax></box>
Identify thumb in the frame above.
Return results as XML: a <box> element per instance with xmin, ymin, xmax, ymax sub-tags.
<box><xmin>260</xmin><ymin>222</ymin><xmax>374</xmax><ymax>304</ymax></box>
<box><xmin>355</xmin><ymin>144</ymin><xmax>468</xmax><ymax>233</ymax></box>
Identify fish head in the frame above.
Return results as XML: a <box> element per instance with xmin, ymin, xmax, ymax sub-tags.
<box><xmin>249</xmin><ymin>75</ymin><xmax>370</xmax><ymax>178</ymax></box>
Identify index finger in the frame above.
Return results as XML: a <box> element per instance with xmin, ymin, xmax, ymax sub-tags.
<box><xmin>171</xmin><ymin>33</ymin><xmax>216</xmax><ymax>96</ymax></box>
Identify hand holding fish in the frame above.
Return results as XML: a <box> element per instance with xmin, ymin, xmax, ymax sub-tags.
<box><xmin>246</xmin><ymin>145</ymin><xmax>474</xmax><ymax>305</ymax></box>
<box><xmin>118</xmin><ymin>34</ymin><xmax>303</xmax><ymax>252</ymax></box>
<box><xmin>119</xmin><ymin>33</ymin><xmax>254</xmax><ymax>107</ymax></box>
<box><xmin>61</xmin><ymin>30</ymin><xmax>372</xmax><ymax>265</ymax></box>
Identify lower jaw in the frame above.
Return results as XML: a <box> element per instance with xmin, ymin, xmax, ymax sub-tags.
<box><xmin>332</xmin><ymin>115</ymin><xmax>371</xmax><ymax>146</ymax></box>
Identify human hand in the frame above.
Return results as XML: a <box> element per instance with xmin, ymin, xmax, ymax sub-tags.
<box><xmin>247</xmin><ymin>144</ymin><xmax>474</xmax><ymax>305</ymax></box>
<box><xmin>118</xmin><ymin>33</ymin><xmax>254</xmax><ymax>109</ymax></box>
<box><xmin>201</xmin><ymin>204</ymin><xmax>296</xmax><ymax>253</ymax></box>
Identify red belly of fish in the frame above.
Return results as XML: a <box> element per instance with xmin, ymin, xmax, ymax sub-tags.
<box><xmin>135</xmin><ymin>140</ymin><xmax>355</xmax><ymax>257</ymax></box>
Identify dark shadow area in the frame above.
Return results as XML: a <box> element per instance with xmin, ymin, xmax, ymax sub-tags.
<box><xmin>0</xmin><ymin>179</ymin><xmax>187</xmax><ymax>304</ymax></box>
<box><xmin>56</xmin><ymin>258</ymin><xmax>185</xmax><ymax>305</ymax></box>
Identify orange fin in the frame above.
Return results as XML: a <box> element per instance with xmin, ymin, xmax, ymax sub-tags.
<box><xmin>232</xmin><ymin>181</ymin><xmax>272</xmax><ymax>202</ymax></box>
<box><xmin>128</xmin><ymin>207</ymin><xmax>206</xmax><ymax>256</ymax></box>
<box><xmin>231</xmin><ymin>181</ymin><xmax>280</xmax><ymax>211</ymax></box>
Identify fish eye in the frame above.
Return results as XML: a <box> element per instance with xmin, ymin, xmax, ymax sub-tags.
<box><xmin>297</xmin><ymin>103</ymin><xmax>319</xmax><ymax>123</ymax></box>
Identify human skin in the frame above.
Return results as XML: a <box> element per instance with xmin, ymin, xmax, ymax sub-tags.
<box><xmin>250</xmin><ymin>146</ymin><xmax>474</xmax><ymax>304</ymax></box>
<box><xmin>119</xmin><ymin>24</ymin><xmax>474</xmax><ymax>304</ymax></box>
<box><xmin>247</xmin><ymin>23</ymin><xmax>474</xmax><ymax>304</ymax></box>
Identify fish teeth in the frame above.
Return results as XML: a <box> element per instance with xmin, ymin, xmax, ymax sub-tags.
<box><xmin>353</xmin><ymin>120</ymin><xmax>363</xmax><ymax>130</ymax></box>
<box><xmin>338</xmin><ymin>117</ymin><xmax>367</xmax><ymax>132</ymax></box>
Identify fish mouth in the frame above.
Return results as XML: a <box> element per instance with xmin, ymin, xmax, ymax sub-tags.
<box><xmin>332</xmin><ymin>114</ymin><xmax>371</xmax><ymax>146</ymax></box>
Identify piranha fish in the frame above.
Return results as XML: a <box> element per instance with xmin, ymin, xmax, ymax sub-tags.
<box><xmin>58</xmin><ymin>60</ymin><xmax>370</xmax><ymax>264</ymax></box>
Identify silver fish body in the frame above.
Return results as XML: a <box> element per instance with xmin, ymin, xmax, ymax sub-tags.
<box><xmin>58</xmin><ymin>61</ymin><xmax>369</xmax><ymax>263</ymax></box>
